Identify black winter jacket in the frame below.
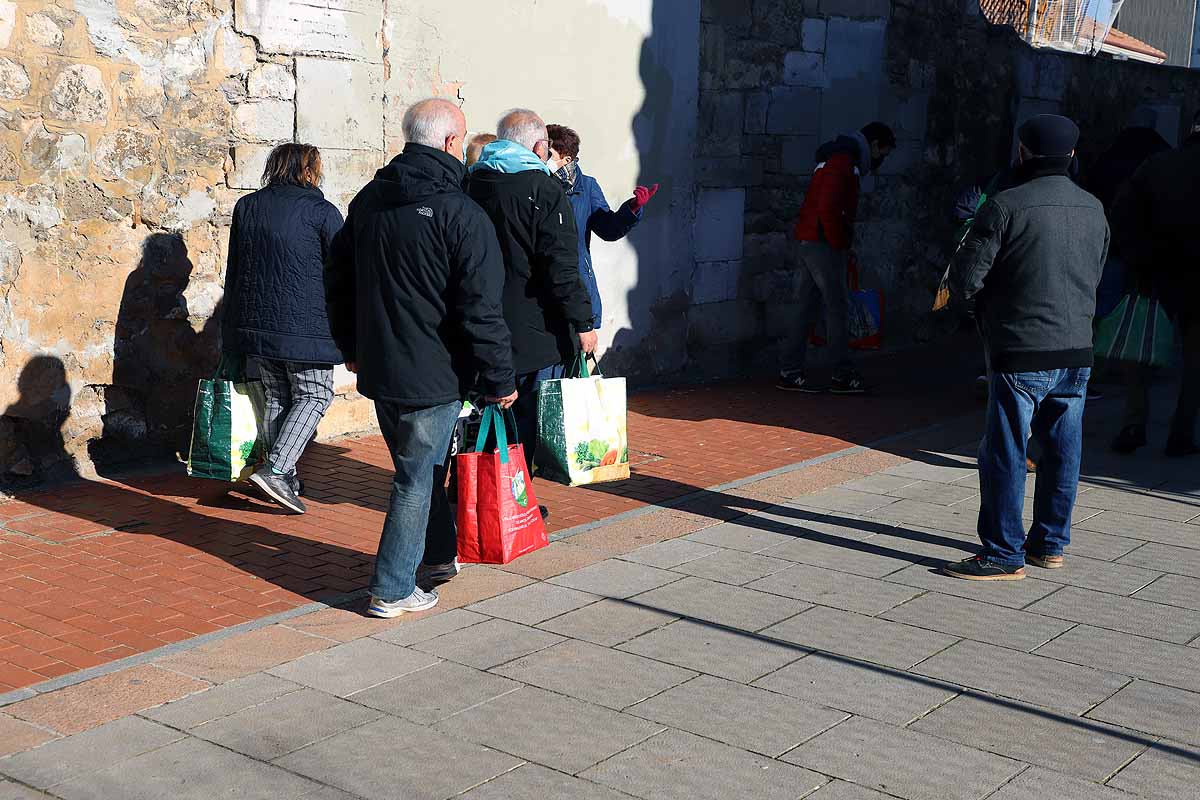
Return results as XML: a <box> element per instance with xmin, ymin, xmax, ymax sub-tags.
<box><xmin>223</xmin><ymin>184</ymin><xmax>344</xmax><ymax>364</ymax></box>
<box><xmin>324</xmin><ymin>145</ymin><xmax>515</xmax><ymax>406</ymax></box>
<box><xmin>467</xmin><ymin>168</ymin><xmax>594</xmax><ymax>375</ymax></box>
<box><xmin>1110</xmin><ymin>134</ymin><xmax>1200</xmax><ymax>317</ymax></box>
<box><xmin>950</xmin><ymin>158</ymin><xmax>1109</xmax><ymax>373</ymax></box>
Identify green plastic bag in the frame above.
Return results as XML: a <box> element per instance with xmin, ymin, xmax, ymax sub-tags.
<box><xmin>1094</xmin><ymin>295</ymin><xmax>1175</xmax><ymax>369</ymax></box>
<box><xmin>536</xmin><ymin>355</ymin><xmax>629</xmax><ymax>487</ymax></box>
<box><xmin>187</xmin><ymin>356</ymin><xmax>264</xmax><ymax>482</ymax></box>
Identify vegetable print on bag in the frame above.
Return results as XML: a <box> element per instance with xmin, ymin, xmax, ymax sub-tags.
<box><xmin>537</xmin><ymin>355</ymin><xmax>631</xmax><ymax>487</ymax></box>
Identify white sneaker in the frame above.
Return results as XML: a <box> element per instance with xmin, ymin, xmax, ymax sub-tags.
<box><xmin>416</xmin><ymin>559</ymin><xmax>460</xmax><ymax>586</ymax></box>
<box><xmin>366</xmin><ymin>588</ymin><xmax>438</xmax><ymax>618</ymax></box>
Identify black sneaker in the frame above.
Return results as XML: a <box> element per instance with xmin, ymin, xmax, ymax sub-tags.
<box><xmin>1165</xmin><ymin>438</ymin><xmax>1200</xmax><ymax>459</ymax></box>
<box><xmin>1111</xmin><ymin>424</ymin><xmax>1147</xmax><ymax>455</ymax></box>
<box><xmin>539</xmin><ymin>505</ymin><xmax>550</xmax><ymax>520</ymax></box>
<box><xmin>776</xmin><ymin>374</ymin><xmax>824</xmax><ymax>393</ymax></box>
<box><xmin>830</xmin><ymin>373</ymin><xmax>867</xmax><ymax>395</ymax></box>
<box><xmin>943</xmin><ymin>555</ymin><xmax>1025</xmax><ymax>581</ymax></box>
<box><xmin>250</xmin><ymin>469</ymin><xmax>306</xmax><ymax>514</ymax></box>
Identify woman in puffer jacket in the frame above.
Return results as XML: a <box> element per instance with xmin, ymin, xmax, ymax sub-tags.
<box><xmin>222</xmin><ymin>144</ymin><xmax>344</xmax><ymax>515</ymax></box>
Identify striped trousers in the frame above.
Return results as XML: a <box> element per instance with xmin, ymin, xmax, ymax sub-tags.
<box><xmin>247</xmin><ymin>357</ymin><xmax>334</xmax><ymax>475</ymax></box>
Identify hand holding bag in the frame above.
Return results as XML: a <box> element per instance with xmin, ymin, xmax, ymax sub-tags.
<box><xmin>187</xmin><ymin>355</ymin><xmax>264</xmax><ymax>482</ymax></box>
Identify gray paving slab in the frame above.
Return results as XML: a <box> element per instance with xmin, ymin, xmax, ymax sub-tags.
<box><xmin>1071</xmin><ymin>487</ymin><xmax>1199</xmax><ymax>522</ymax></box>
<box><xmin>882</xmin><ymin>455</ymin><xmax>978</xmax><ymax>484</ymax></box>
<box><xmin>868</xmin><ymin>498</ymin><xmax>981</xmax><ymax>536</ymax></box>
<box><xmin>670</xmin><ymin>548</ymin><xmax>793</xmax><ymax>585</ymax></box>
<box><xmin>948</xmin><ymin>496</ymin><xmax>1103</xmax><ymax>528</ymax></box>
<box><xmin>141</xmin><ymin>673</ymin><xmax>302</xmax><ymax>730</ymax></box>
<box><xmin>888</xmin><ymin>480</ymin><xmax>979</xmax><ymax>506</ymax></box>
<box><xmin>1133</xmin><ymin>574</ymin><xmax>1200</xmax><ymax>611</ymax></box>
<box><xmin>617</xmin><ymin>619</ymin><xmax>806</xmax><ymax>682</ymax></box>
<box><xmin>753</xmin><ymin>653</ymin><xmax>959</xmax><ymax>726</ymax></box>
<box><xmin>466</xmin><ymin>582</ymin><xmax>600</xmax><ymax>625</ymax></box>
<box><xmin>883</xmin><ymin>563</ymin><xmax>1064</xmax><ymax>609</ymax></box>
<box><xmin>1031</xmin><ymin>555</ymin><xmax>1161</xmax><ymax>595</ymax></box>
<box><xmin>952</xmin><ymin>471</ymin><xmax>1036</xmax><ymax>496</ymax></box>
<box><xmin>762</xmin><ymin>606</ymin><xmax>959</xmax><ymax>670</ymax></box>
<box><xmin>190</xmin><ymin>688</ymin><xmax>381</xmax><ymax>761</ymax></box>
<box><xmin>683</xmin><ymin>518</ymin><xmax>806</xmax><ymax>553</ymax></box>
<box><xmin>1034</xmin><ymin>625</ymin><xmax>1200</xmax><ymax>694</ymax></box>
<box><xmin>747</xmin><ymin>563</ymin><xmax>923</xmax><ymax>616</ymax></box>
<box><xmin>1118</xmin><ymin>542</ymin><xmax>1200</xmax><ymax>579</ymax></box>
<box><xmin>1087</xmin><ymin>680</ymin><xmax>1200</xmax><ymax>746</ymax></box>
<box><xmin>789</xmin><ymin>488</ymin><xmax>899</xmax><ymax>515</ymax></box>
<box><xmin>266</xmin><ymin>637</ymin><xmax>441</xmax><ymax>696</ymax></box>
<box><xmin>756</xmin><ymin>532</ymin><xmax>919</xmax><ymax>579</ymax></box>
<box><xmin>1106</xmin><ymin>741</ymin><xmax>1200</xmax><ymax>799</ymax></box>
<box><xmin>458</xmin><ymin>764</ymin><xmax>634</xmax><ymax>800</ymax></box>
<box><xmin>298</xmin><ymin>788</ymin><xmax>360</xmax><ymax>800</ymax></box>
<box><xmin>537</xmin><ymin>598</ymin><xmax>677</xmax><ymax>647</ymax></box>
<box><xmin>804</xmin><ymin>781</ymin><xmax>894</xmax><ymax>800</ymax></box>
<box><xmin>0</xmin><ymin>716</ymin><xmax>183</xmax><ymax>789</ymax></box>
<box><xmin>581</xmin><ymin>729</ymin><xmax>827</xmax><ymax>800</ymax></box>
<box><xmin>620</xmin><ymin>538</ymin><xmax>723</xmax><ymax>568</ymax></box>
<box><xmin>629</xmin><ymin>576</ymin><xmax>811</xmax><ymax>632</ymax></box>
<box><xmin>275</xmin><ymin>715</ymin><xmax>522</xmax><ymax>800</ymax></box>
<box><xmin>1077</xmin><ymin>511</ymin><xmax>1200</xmax><ymax>548</ymax></box>
<box><xmin>783</xmin><ymin>716</ymin><xmax>1023</xmax><ymax>800</ymax></box>
<box><xmin>1026</xmin><ymin>585</ymin><xmax>1200</xmax><ymax>644</ymax></box>
<box><xmin>913</xmin><ymin>639</ymin><xmax>1129</xmax><ymax>715</ymax></box>
<box><xmin>911</xmin><ymin>694</ymin><xmax>1146</xmax><ymax>781</ymax></box>
<box><xmin>434</xmin><ymin>686</ymin><xmax>662</xmax><ymax>774</ymax></box>
<box><xmin>1065</xmin><ymin>528</ymin><xmax>1144</xmax><ymax>562</ymax></box>
<box><xmin>839</xmin><ymin>473</ymin><xmax>920</xmax><ymax>495</ymax></box>
<box><xmin>863</xmin><ymin>528</ymin><xmax>978</xmax><ymax>563</ymax></box>
<box><xmin>627</xmin><ymin>675</ymin><xmax>847</xmax><ymax>757</ymax></box>
<box><xmin>987</xmin><ymin>767</ymin><xmax>1140</xmax><ymax>800</ymax></box>
<box><xmin>881</xmin><ymin>592</ymin><xmax>1074</xmax><ymax>651</ymax></box>
<box><xmin>492</xmin><ymin>639</ymin><xmax>696</xmax><ymax>710</ymax></box>
<box><xmin>50</xmin><ymin>736</ymin><xmax>321</xmax><ymax>800</ymax></box>
<box><xmin>348</xmin><ymin>661</ymin><xmax>520</xmax><ymax>724</ymax></box>
<box><xmin>547</xmin><ymin>559</ymin><xmax>681</xmax><ymax>599</ymax></box>
<box><xmin>412</xmin><ymin>618</ymin><xmax>564</xmax><ymax>670</ymax></box>
<box><xmin>373</xmin><ymin>608</ymin><xmax>489</xmax><ymax>646</ymax></box>
<box><xmin>0</xmin><ymin>779</ymin><xmax>54</xmax><ymax>799</ymax></box>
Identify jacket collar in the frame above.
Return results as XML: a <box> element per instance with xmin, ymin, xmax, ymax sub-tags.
<box><xmin>849</xmin><ymin>130</ymin><xmax>871</xmax><ymax>174</ymax></box>
<box><xmin>1010</xmin><ymin>156</ymin><xmax>1072</xmax><ymax>187</ymax></box>
<box><xmin>384</xmin><ymin>143</ymin><xmax>466</xmax><ymax>185</ymax></box>
<box><xmin>468</xmin><ymin>140</ymin><xmax>552</xmax><ymax>175</ymax></box>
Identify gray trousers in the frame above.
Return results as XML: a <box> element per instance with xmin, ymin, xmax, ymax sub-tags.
<box><xmin>780</xmin><ymin>241</ymin><xmax>854</xmax><ymax>377</ymax></box>
<box><xmin>248</xmin><ymin>357</ymin><xmax>334</xmax><ymax>475</ymax></box>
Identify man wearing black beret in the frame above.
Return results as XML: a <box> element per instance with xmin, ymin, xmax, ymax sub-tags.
<box><xmin>944</xmin><ymin>114</ymin><xmax>1109</xmax><ymax>581</ymax></box>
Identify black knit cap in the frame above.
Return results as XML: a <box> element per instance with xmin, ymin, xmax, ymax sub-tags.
<box><xmin>1018</xmin><ymin>114</ymin><xmax>1080</xmax><ymax>157</ymax></box>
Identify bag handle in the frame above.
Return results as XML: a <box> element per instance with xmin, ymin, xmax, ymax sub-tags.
<box><xmin>471</xmin><ymin>405</ymin><xmax>517</xmax><ymax>464</ymax></box>
<box><xmin>569</xmin><ymin>352</ymin><xmax>600</xmax><ymax>379</ymax></box>
<box><xmin>214</xmin><ymin>354</ymin><xmax>245</xmax><ymax>381</ymax></box>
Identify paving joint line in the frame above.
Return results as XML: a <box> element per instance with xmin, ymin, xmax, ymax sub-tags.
<box><xmin>0</xmin><ymin>419</ymin><xmax>966</xmax><ymax>706</ymax></box>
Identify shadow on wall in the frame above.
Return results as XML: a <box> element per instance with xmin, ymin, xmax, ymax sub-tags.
<box><xmin>599</xmin><ymin>0</ymin><xmax>700</xmax><ymax>385</ymax></box>
<box><xmin>90</xmin><ymin>232</ymin><xmax>224</xmax><ymax>473</ymax></box>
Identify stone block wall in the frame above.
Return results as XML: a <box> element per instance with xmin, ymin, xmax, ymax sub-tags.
<box><xmin>603</xmin><ymin>0</ymin><xmax>1200</xmax><ymax>385</ymax></box>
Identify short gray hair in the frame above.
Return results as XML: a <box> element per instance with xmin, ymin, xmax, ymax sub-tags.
<box><xmin>402</xmin><ymin>98</ymin><xmax>464</xmax><ymax>148</ymax></box>
<box><xmin>497</xmin><ymin>108</ymin><xmax>547</xmax><ymax>151</ymax></box>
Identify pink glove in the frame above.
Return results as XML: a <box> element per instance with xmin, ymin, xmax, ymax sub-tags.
<box><xmin>631</xmin><ymin>184</ymin><xmax>659</xmax><ymax>211</ymax></box>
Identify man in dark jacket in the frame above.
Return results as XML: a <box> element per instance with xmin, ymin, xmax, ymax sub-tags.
<box><xmin>546</xmin><ymin>123</ymin><xmax>657</xmax><ymax>330</ymax></box>
<box><xmin>467</xmin><ymin>109</ymin><xmax>596</xmax><ymax>508</ymax></box>
<box><xmin>1109</xmin><ymin>111</ymin><xmax>1200</xmax><ymax>458</ymax></box>
<box><xmin>945</xmin><ymin>114</ymin><xmax>1108</xmax><ymax>581</ymax></box>
<box><xmin>780</xmin><ymin>122</ymin><xmax>895</xmax><ymax>394</ymax></box>
<box><xmin>325</xmin><ymin>98</ymin><xmax>517</xmax><ymax>617</ymax></box>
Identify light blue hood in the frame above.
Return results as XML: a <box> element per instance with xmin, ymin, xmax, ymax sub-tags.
<box><xmin>469</xmin><ymin>140</ymin><xmax>551</xmax><ymax>175</ymax></box>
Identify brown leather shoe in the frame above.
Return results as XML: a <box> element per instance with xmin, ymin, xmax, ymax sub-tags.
<box><xmin>1027</xmin><ymin>553</ymin><xmax>1064</xmax><ymax>569</ymax></box>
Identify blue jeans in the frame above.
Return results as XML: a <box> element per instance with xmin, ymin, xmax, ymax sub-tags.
<box><xmin>977</xmin><ymin>368</ymin><xmax>1090</xmax><ymax>567</ymax></box>
<box><xmin>371</xmin><ymin>399</ymin><xmax>462</xmax><ymax>601</ymax></box>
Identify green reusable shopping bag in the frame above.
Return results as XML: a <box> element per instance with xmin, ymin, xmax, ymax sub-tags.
<box><xmin>536</xmin><ymin>355</ymin><xmax>630</xmax><ymax>487</ymax></box>
<box><xmin>1094</xmin><ymin>294</ymin><xmax>1175</xmax><ymax>369</ymax></box>
<box><xmin>187</xmin><ymin>356</ymin><xmax>264</xmax><ymax>482</ymax></box>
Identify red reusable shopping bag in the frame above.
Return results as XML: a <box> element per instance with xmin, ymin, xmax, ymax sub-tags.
<box><xmin>809</xmin><ymin>256</ymin><xmax>884</xmax><ymax>350</ymax></box>
<box><xmin>455</xmin><ymin>406</ymin><xmax>548</xmax><ymax>565</ymax></box>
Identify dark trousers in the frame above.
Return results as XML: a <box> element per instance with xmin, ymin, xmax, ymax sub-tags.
<box><xmin>1122</xmin><ymin>314</ymin><xmax>1200</xmax><ymax>442</ymax></box>
<box><xmin>511</xmin><ymin>364</ymin><xmax>569</xmax><ymax>482</ymax></box>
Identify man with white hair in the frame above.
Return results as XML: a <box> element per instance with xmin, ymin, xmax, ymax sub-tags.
<box><xmin>325</xmin><ymin>97</ymin><xmax>517</xmax><ymax>617</ymax></box>
<box><xmin>467</xmin><ymin>108</ymin><xmax>596</xmax><ymax>518</ymax></box>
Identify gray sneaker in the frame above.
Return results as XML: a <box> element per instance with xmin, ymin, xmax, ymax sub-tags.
<box><xmin>249</xmin><ymin>469</ymin><xmax>306</xmax><ymax>514</ymax></box>
<box><xmin>367</xmin><ymin>588</ymin><xmax>439</xmax><ymax>618</ymax></box>
<box><xmin>417</xmin><ymin>559</ymin><xmax>460</xmax><ymax>586</ymax></box>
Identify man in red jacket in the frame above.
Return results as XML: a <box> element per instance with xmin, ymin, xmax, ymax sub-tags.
<box><xmin>778</xmin><ymin>122</ymin><xmax>895</xmax><ymax>394</ymax></box>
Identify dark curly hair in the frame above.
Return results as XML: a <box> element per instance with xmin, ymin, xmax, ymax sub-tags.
<box><xmin>547</xmin><ymin>124</ymin><xmax>581</xmax><ymax>159</ymax></box>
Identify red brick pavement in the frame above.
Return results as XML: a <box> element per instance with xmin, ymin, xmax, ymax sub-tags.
<box><xmin>0</xmin><ymin>349</ymin><xmax>975</xmax><ymax>692</ymax></box>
